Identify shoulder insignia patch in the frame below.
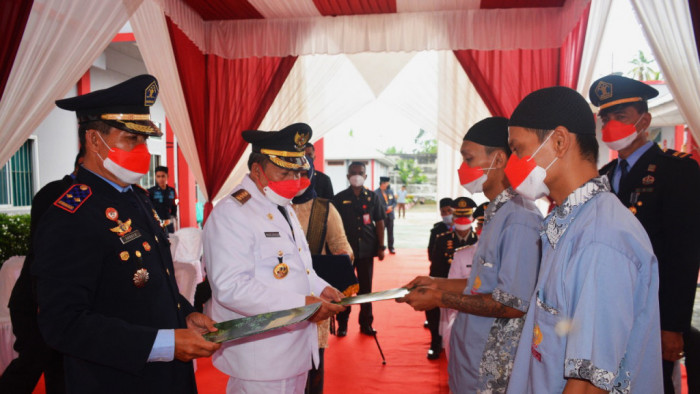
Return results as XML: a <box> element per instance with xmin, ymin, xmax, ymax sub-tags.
<box><xmin>54</xmin><ymin>184</ymin><xmax>92</xmax><ymax>213</ymax></box>
<box><xmin>133</xmin><ymin>184</ymin><xmax>149</xmax><ymax>196</ymax></box>
<box><xmin>232</xmin><ymin>189</ymin><xmax>251</xmax><ymax>205</ymax></box>
<box><xmin>662</xmin><ymin>149</ymin><xmax>692</xmax><ymax>160</ymax></box>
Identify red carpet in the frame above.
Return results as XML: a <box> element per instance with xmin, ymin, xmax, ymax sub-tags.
<box><xmin>30</xmin><ymin>248</ymin><xmax>688</xmax><ymax>393</ymax></box>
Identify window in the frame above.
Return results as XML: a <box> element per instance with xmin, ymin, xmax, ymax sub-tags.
<box><xmin>139</xmin><ymin>154</ymin><xmax>162</xmax><ymax>189</ymax></box>
<box><xmin>0</xmin><ymin>140</ymin><xmax>35</xmax><ymax>207</ymax></box>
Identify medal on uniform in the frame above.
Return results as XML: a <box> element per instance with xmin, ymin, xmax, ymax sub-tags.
<box><xmin>120</xmin><ymin>251</ymin><xmax>129</xmax><ymax>261</ymax></box>
<box><xmin>132</xmin><ymin>250</ymin><xmax>149</xmax><ymax>288</ymax></box>
<box><xmin>110</xmin><ymin>218</ymin><xmax>133</xmax><ymax>237</ymax></box>
<box><xmin>273</xmin><ymin>253</ymin><xmax>289</xmax><ymax>279</ymax></box>
<box><xmin>106</xmin><ymin>207</ymin><xmax>119</xmax><ymax>221</ymax></box>
<box><xmin>642</xmin><ymin>175</ymin><xmax>654</xmax><ymax>185</ymax></box>
<box><xmin>143</xmin><ymin>241</ymin><xmax>151</xmax><ymax>251</ymax></box>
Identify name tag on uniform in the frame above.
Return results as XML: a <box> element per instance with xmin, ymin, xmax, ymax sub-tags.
<box><xmin>265</xmin><ymin>232</ymin><xmax>281</xmax><ymax>238</ymax></box>
<box><xmin>363</xmin><ymin>214</ymin><xmax>371</xmax><ymax>225</ymax></box>
<box><xmin>120</xmin><ymin>230</ymin><xmax>142</xmax><ymax>245</ymax></box>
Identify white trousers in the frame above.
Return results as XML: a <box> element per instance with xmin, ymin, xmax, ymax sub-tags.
<box><xmin>226</xmin><ymin>372</ymin><xmax>308</xmax><ymax>394</ymax></box>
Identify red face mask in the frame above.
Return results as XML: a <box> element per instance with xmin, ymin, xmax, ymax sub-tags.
<box><xmin>453</xmin><ymin>216</ymin><xmax>472</xmax><ymax>226</ymax></box>
<box><xmin>258</xmin><ymin>165</ymin><xmax>311</xmax><ymax>205</ymax></box>
<box><xmin>601</xmin><ymin>117</ymin><xmax>642</xmax><ymax>151</ymax></box>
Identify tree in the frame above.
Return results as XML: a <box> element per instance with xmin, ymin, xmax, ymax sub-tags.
<box><xmin>395</xmin><ymin>158</ymin><xmax>427</xmax><ymax>184</ymax></box>
<box><xmin>627</xmin><ymin>50</ymin><xmax>661</xmax><ymax>81</ymax></box>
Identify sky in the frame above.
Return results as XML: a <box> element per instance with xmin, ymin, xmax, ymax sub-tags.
<box><xmin>323</xmin><ymin>0</ymin><xmax>654</xmax><ymax>153</ymax></box>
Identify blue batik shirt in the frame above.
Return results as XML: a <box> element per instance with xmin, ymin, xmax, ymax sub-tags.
<box><xmin>507</xmin><ymin>176</ymin><xmax>662</xmax><ymax>393</ymax></box>
<box><xmin>449</xmin><ymin>188</ymin><xmax>542</xmax><ymax>393</ymax></box>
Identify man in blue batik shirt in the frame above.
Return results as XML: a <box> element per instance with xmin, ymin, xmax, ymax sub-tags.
<box><xmin>398</xmin><ymin>117</ymin><xmax>542</xmax><ymax>393</ymax></box>
<box><xmin>505</xmin><ymin>86</ymin><xmax>661</xmax><ymax>393</ymax></box>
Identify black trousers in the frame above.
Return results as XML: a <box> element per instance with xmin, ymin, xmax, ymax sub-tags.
<box><xmin>0</xmin><ymin>307</ymin><xmax>65</xmax><ymax>394</ymax></box>
<box><xmin>385</xmin><ymin>216</ymin><xmax>394</xmax><ymax>250</ymax></box>
<box><xmin>662</xmin><ymin>327</ymin><xmax>700</xmax><ymax>394</ymax></box>
<box><xmin>425</xmin><ymin>307</ymin><xmax>441</xmax><ymax>347</ymax></box>
<box><xmin>337</xmin><ymin>256</ymin><xmax>374</xmax><ymax>326</ymax></box>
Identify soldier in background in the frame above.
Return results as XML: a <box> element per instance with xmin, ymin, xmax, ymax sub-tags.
<box><xmin>148</xmin><ymin>166</ymin><xmax>178</xmax><ymax>234</ymax></box>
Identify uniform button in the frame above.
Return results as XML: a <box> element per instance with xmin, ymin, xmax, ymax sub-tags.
<box><xmin>299</xmin><ymin>247</ymin><xmax>302</xmax><ymax>252</ymax></box>
<box><xmin>155</xmin><ymin>235</ymin><xmax>159</xmax><ymax>243</ymax></box>
<box><xmin>166</xmin><ymin>268</ymin><xmax>170</xmax><ymax>276</ymax></box>
<box><xmin>310</xmin><ymin>292</ymin><xmax>315</xmax><ymax>297</ymax></box>
<box><xmin>357</xmin><ymin>227</ymin><xmax>361</xmax><ymax>230</ymax></box>
<box><xmin>177</xmin><ymin>303</ymin><xmax>181</xmax><ymax>309</ymax></box>
<box><xmin>306</xmin><ymin>269</ymin><xmax>310</xmax><ymax>274</ymax></box>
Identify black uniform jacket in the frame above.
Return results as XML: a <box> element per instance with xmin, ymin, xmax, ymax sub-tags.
<box><xmin>428</xmin><ymin>221</ymin><xmax>450</xmax><ymax>262</ymax></box>
<box><xmin>600</xmin><ymin>144</ymin><xmax>700</xmax><ymax>332</ymax></box>
<box><xmin>32</xmin><ymin>167</ymin><xmax>196</xmax><ymax>394</ymax></box>
<box><xmin>313</xmin><ymin>170</ymin><xmax>335</xmax><ymax>199</ymax></box>
<box><xmin>429</xmin><ymin>230</ymin><xmax>478</xmax><ymax>278</ymax></box>
<box><xmin>331</xmin><ymin>186</ymin><xmax>386</xmax><ymax>259</ymax></box>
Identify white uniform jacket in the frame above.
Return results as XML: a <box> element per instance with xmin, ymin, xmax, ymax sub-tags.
<box><xmin>203</xmin><ymin>175</ymin><xmax>329</xmax><ymax>381</ymax></box>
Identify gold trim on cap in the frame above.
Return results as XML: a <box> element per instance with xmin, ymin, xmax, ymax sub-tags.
<box><xmin>115</xmin><ymin>120</ymin><xmax>158</xmax><ymax>134</ymax></box>
<box><xmin>599</xmin><ymin>97</ymin><xmax>643</xmax><ymax>110</ymax></box>
<box><xmin>101</xmin><ymin>114</ymin><xmax>152</xmax><ymax>121</ymax></box>
<box><xmin>268</xmin><ymin>155</ymin><xmax>309</xmax><ymax>170</ymax></box>
<box><xmin>261</xmin><ymin>148</ymin><xmax>305</xmax><ymax>158</ymax></box>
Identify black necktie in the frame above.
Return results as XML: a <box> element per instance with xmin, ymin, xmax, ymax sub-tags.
<box><xmin>619</xmin><ymin>159</ymin><xmax>629</xmax><ymax>183</ymax></box>
<box><xmin>277</xmin><ymin>206</ymin><xmax>295</xmax><ymax>239</ymax></box>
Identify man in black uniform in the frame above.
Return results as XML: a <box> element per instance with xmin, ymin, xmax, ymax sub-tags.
<box><xmin>31</xmin><ymin>75</ymin><xmax>220</xmax><ymax>393</ymax></box>
<box><xmin>590</xmin><ymin>74</ymin><xmax>700</xmax><ymax>393</ymax></box>
<box><xmin>148</xmin><ymin>166</ymin><xmax>178</xmax><ymax>234</ymax></box>
<box><xmin>472</xmin><ymin>202</ymin><xmax>488</xmax><ymax>236</ymax></box>
<box><xmin>304</xmin><ymin>143</ymin><xmax>334</xmax><ymax>199</ymax></box>
<box><xmin>425</xmin><ymin>197</ymin><xmax>477</xmax><ymax>360</ymax></box>
<box><xmin>375</xmin><ymin>176</ymin><xmax>397</xmax><ymax>254</ymax></box>
<box><xmin>331</xmin><ymin>161</ymin><xmax>386</xmax><ymax>336</ymax></box>
<box><xmin>427</xmin><ymin>198</ymin><xmax>455</xmax><ymax>263</ymax></box>
<box><xmin>0</xmin><ymin>152</ymin><xmax>84</xmax><ymax>394</ymax></box>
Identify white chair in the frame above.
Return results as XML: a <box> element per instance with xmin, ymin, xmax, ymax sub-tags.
<box><xmin>0</xmin><ymin>256</ymin><xmax>25</xmax><ymax>375</ymax></box>
<box><xmin>171</xmin><ymin>228</ymin><xmax>204</xmax><ymax>304</ymax></box>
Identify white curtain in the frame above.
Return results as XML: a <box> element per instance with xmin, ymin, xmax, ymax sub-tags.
<box><xmin>157</xmin><ymin>0</ymin><xmax>590</xmax><ymax>58</ymax></box>
<box><xmin>576</xmin><ymin>0</ymin><xmax>613</xmax><ymax>95</ymax></box>
<box><xmin>212</xmin><ymin>54</ymin><xmax>376</xmax><ymax>202</ymax></box>
<box><xmin>378</xmin><ymin>51</ymin><xmax>491</xmax><ymax>202</ymax></box>
<box><xmin>629</xmin><ymin>0</ymin><xmax>700</xmax><ymax>142</ymax></box>
<box><xmin>130</xmin><ymin>0</ymin><xmax>208</xmax><ymax>200</ymax></box>
<box><xmin>0</xmin><ymin>0</ymin><xmax>143</xmax><ymax>168</ymax></box>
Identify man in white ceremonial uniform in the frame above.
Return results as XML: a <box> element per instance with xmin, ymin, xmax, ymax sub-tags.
<box><xmin>204</xmin><ymin>123</ymin><xmax>345</xmax><ymax>393</ymax></box>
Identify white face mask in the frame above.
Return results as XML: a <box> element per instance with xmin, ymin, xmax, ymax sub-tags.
<box><xmin>349</xmin><ymin>175</ymin><xmax>365</xmax><ymax>187</ymax></box>
<box><xmin>263</xmin><ymin>186</ymin><xmax>293</xmax><ymax>206</ymax></box>
<box><xmin>454</xmin><ymin>223</ymin><xmax>471</xmax><ymax>232</ymax></box>
<box><xmin>441</xmin><ymin>214</ymin><xmax>453</xmax><ymax>225</ymax></box>
<box><xmin>504</xmin><ymin>131</ymin><xmax>557</xmax><ymax>201</ymax></box>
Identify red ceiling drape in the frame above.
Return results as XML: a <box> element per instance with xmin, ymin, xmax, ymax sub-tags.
<box><xmin>167</xmin><ymin>18</ymin><xmax>297</xmax><ymax>221</ymax></box>
<box><xmin>0</xmin><ymin>0</ymin><xmax>33</xmax><ymax>102</ymax></box>
<box><xmin>312</xmin><ymin>0</ymin><xmax>396</xmax><ymax>16</ymax></box>
<box><xmin>454</xmin><ymin>2</ymin><xmax>591</xmax><ymax>118</ymax></box>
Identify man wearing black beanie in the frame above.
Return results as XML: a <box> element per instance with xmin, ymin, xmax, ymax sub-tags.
<box><xmin>505</xmin><ymin>86</ymin><xmax>662</xmax><ymax>393</ymax></box>
<box><xmin>398</xmin><ymin>116</ymin><xmax>542</xmax><ymax>393</ymax></box>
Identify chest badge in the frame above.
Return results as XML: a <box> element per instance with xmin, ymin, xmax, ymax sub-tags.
<box><xmin>133</xmin><ymin>268</ymin><xmax>150</xmax><ymax>288</ymax></box>
<box><xmin>273</xmin><ymin>255</ymin><xmax>289</xmax><ymax>279</ymax></box>
<box><xmin>143</xmin><ymin>242</ymin><xmax>151</xmax><ymax>251</ymax></box>
<box><xmin>531</xmin><ymin>324</ymin><xmax>543</xmax><ymax>362</ymax></box>
<box><xmin>110</xmin><ymin>219</ymin><xmax>133</xmax><ymax>236</ymax></box>
<box><xmin>470</xmin><ymin>276</ymin><xmax>482</xmax><ymax>294</ymax></box>
<box><xmin>106</xmin><ymin>207</ymin><xmax>119</xmax><ymax>221</ymax></box>
<box><xmin>629</xmin><ymin>206</ymin><xmax>637</xmax><ymax>215</ymax></box>
<box><xmin>642</xmin><ymin>175</ymin><xmax>655</xmax><ymax>185</ymax></box>
<box><xmin>120</xmin><ymin>251</ymin><xmax>130</xmax><ymax>261</ymax></box>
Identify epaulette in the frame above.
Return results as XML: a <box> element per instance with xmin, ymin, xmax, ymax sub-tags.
<box><xmin>661</xmin><ymin>148</ymin><xmax>693</xmax><ymax>160</ymax></box>
<box><xmin>231</xmin><ymin>189</ymin><xmax>251</xmax><ymax>205</ymax></box>
<box><xmin>53</xmin><ymin>184</ymin><xmax>92</xmax><ymax>213</ymax></box>
<box><xmin>436</xmin><ymin>231</ymin><xmax>452</xmax><ymax>239</ymax></box>
<box><xmin>454</xmin><ymin>244</ymin><xmax>474</xmax><ymax>253</ymax></box>
<box><xmin>133</xmin><ymin>184</ymin><xmax>150</xmax><ymax>196</ymax></box>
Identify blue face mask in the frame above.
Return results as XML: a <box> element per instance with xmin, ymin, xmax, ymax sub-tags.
<box><xmin>442</xmin><ymin>214</ymin><xmax>453</xmax><ymax>225</ymax></box>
